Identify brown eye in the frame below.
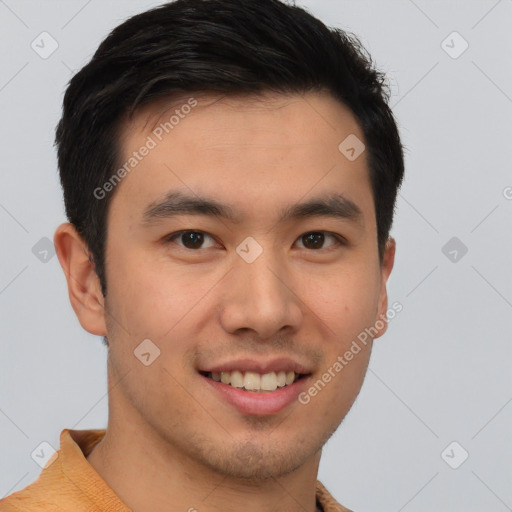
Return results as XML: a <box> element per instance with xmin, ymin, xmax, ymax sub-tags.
<box><xmin>303</xmin><ymin>232</ymin><xmax>324</xmax><ymax>249</ymax></box>
<box><xmin>166</xmin><ymin>231</ymin><xmax>216</xmax><ymax>250</ymax></box>
<box><xmin>180</xmin><ymin>232</ymin><xmax>204</xmax><ymax>249</ymax></box>
<box><xmin>296</xmin><ymin>231</ymin><xmax>342</xmax><ymax>250</ymax></box>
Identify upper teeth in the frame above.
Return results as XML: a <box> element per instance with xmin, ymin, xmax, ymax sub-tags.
<box><xmin>210</xmin><ymin>370</ymin><xmax>297</xmax><ymax>392</ymax></box>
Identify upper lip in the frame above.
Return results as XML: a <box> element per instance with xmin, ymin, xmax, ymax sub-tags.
<box><xmin>199</xmin><ymin>357</ymin><xmax>312</xmax><ymax>375</ymax></box>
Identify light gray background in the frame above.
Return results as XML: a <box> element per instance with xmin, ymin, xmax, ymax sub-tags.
<box><xmin>1</xmin><ymin>1</ymin><xmax>511</xmax><ymax>510</ymax></box>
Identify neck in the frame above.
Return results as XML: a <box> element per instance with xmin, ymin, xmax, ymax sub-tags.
<box><xmin>86</xmin><ymin>368</ymin><xmax>322</xmax><ymax>512</ymax></box>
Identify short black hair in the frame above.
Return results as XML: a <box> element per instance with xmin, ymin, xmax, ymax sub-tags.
<box><xmin>55</xmin><ymin>0</ymin><xmax>404</xmax><ymax>297</ymax></box>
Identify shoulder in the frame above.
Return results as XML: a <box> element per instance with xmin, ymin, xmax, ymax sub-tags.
<box><xmin>316</xmin><ymin>480</ymin><xmax>354</xmax><ymax>512</ymax></box>
<box><xmin>0</xmin><ymin>429</ymin><xmax>107</xmax><ymax>512</ymax></box>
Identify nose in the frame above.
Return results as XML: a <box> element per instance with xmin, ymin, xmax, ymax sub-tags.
<box><xmin>218</xmin><ymin>249</ymin><xmax>304</xmax><ymax>339</ymax></box>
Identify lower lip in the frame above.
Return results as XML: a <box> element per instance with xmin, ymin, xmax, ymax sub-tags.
<box><xmin>199</xmin><ymin>373</ymin><xmax>310</xmax><ymax>416</ymax></box>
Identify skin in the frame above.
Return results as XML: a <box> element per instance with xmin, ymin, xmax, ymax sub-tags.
<box><xmin>54</xmin><ymin>91</ymin><xmax>395</xmax><ymax>512</ymax></box>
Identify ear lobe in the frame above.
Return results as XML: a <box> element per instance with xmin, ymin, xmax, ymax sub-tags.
<box><xmin>374</xmin><ymin>237</ymin><xmax>396</xmax><ymax>339</ymax></box>
<box><xmin>53</xmin><ymin>223</ymin><xmax>107</xmax><ymax>336</ymax></box>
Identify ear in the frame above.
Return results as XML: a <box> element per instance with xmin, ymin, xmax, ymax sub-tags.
<box><xmin>53</xmin><ymin>223</ymin><xmax>107</xmax><ymax>336</ymax></box>
<box><xmin>373</xmin><ymin>237</ymin><xmax>396</xmax><ymax>339</ymax></box>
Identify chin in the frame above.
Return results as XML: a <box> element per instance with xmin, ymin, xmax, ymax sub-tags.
<box><xmin>192</xmin><ymin>431</ymin><xmax>322</xmax><ymax>481</ymax></box>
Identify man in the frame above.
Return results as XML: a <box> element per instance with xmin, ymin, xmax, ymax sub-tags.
<box><xmin>0</xmin><ymin>0</ymin><xmax>403</xmax><ymax>510</ymax></box>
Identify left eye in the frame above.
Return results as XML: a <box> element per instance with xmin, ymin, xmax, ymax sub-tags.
<box><xmin>165</xmin><ymin>230</ymin><xmax>342</xmax><ymax>251</ymax></box>
<box><xmin>295</xmin><ymin>231</ymin><xmax>341</xmax><ymax>250</ymax></box>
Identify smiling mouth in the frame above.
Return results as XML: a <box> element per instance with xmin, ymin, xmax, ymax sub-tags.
<box><xmin>200</xmin><ymin>370</ymin><xmax>308</xmax><ymax>393</ymax></box>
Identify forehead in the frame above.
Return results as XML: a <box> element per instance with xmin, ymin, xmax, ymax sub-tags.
<box><xmin>111</xmin><ymin>90</ymin><xmax>374</xmax><ymax>227</ymax></box>
<box><xmin>122</xmin><ymin>90</ymin><xmax>364</xmax><ymax>157</ymax></box>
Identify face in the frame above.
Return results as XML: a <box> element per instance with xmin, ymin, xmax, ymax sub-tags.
<box><xmin>99</xmin><ymin>91</ymin><xmax>393</xmax><ymax>480</ymax></box>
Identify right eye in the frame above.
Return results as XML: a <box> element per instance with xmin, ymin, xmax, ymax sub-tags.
<box><xmin>164</xmin><ymin>230</ymin><xmax>218</xmax><ymax>250</ymax></box>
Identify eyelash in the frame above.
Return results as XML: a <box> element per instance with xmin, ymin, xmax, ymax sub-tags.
<box><xmin>163</xmin><ymin>230</ymin><xmax>346</xmax><ymax>252</ymax></box>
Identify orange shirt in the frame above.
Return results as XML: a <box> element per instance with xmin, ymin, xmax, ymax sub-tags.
<box><xmin>0</xmin><ymin>429</ymin><xmax>351</xmax><ymax>512</ymax></box>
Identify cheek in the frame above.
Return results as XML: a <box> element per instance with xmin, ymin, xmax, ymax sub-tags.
<box><xmin>305</xmin><ymin>268</ymin><xmax>379</xmax><ymax>411</ymax></box>
<box><xmin>299</xmin><ymin>342</ymin><xmax>372</xmax><ymax>424</ymax></box>
<box><xmin>302</xmin><ymin>266</ymin><xmax>381</xmax><ymax>341</ymax></box>
<box><xmin>108</xmin><ymin>251</ymin><xmax>223</xmax><ymax>341</ymax></box>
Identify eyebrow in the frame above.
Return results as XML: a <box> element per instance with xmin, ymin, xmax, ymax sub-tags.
<box><xmin>142</xmin><ymin>190</ymin><xmax>363</xmax><ymax>226</ymax></box>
